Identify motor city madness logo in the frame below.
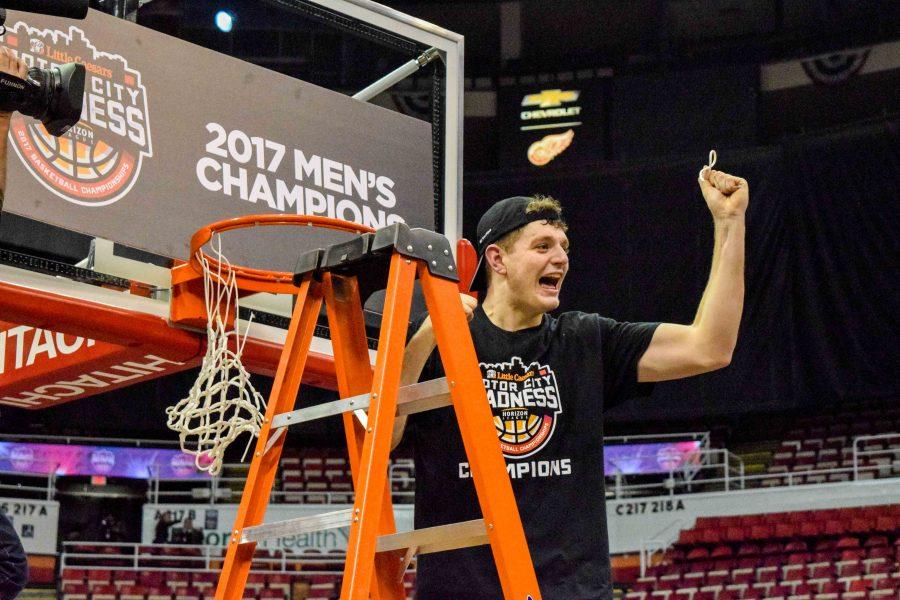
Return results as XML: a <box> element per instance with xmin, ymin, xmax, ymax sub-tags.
<box><xmin>482</xmin><ymin>357</ymin><xmax>562</xmax><ymax>458</ymax></box>
<box><xmin>2</xmin><ymin>21</ymin><xmax>152</xmax><ymax>206</ymax></box>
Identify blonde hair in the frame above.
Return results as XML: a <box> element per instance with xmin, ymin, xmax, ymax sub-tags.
<box><xmin>487</xmin><ymin>195</ymin><xmax>568</xmax><ymax>285</ymax></box>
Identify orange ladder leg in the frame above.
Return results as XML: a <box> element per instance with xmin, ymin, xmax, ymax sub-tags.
<box><xmin>418</xmin><ymin>266</ymin><xmax>543</xmax><ymax>600</ymax></box>
<box><xmin>214</xmin><ymin>276</ymin><xmax>324</xmax><ymax>600</ymax></box>
<box><xmin>323</xmin><ymin>273</ymin><xmax>406</xmax><ymax>600</ymax></box>
<box><xmin>338</xmin><ymin>253</ymin><xmax>417</xmax><ymax>600</ymax></box>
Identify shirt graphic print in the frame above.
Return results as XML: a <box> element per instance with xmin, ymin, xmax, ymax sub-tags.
<box><xmin>483</xmin><ymin>357</ymin><xmax>562</xmax><ymax>458</ymax></box>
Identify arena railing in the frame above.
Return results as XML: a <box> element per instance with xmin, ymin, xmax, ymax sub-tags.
<box><xmin>607</xmin><ymin>433</ymin><xmax>899</xmax><ymax>497</ymax></box>
<box><xmin>58</xmin><ymin>540</ymin><xmax>361</xmax><ymax>575</ymax></box>
<box><xmin>5</xmin><ymin>433</ymin><xmax>896</xmax><ymax>503</ymax></box>
<box><xmin>852</xmin><ymin>432</ymin><xmax>900</xmax><ymax>480</ymax></box>
<box><xmin>143</xmin><ymin>467</ymin><xmax>415</xmax><ymax>505</ymax></box>
<box><xmin>608</xmin><ymin>448</ymin><xmax>745</xmax><ymax>499</ymax></box>
<box><xmin>638</xmin><ymin>519</ymin><xmax>687</xmax><ymax>577</ymax></box>
<box><xmin>0</xmin><ymin>468</ymin><xmax>58</xmax><ymax>500</ymax></box>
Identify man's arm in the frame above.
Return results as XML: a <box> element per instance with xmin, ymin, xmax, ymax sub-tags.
<box><xmin>637</xmin><ymin>167</ymin><xmax>748</xmax><ymax>382</ymax></box>
<box><xmin>0</xmin><ymin>47</ymin><xmax>28</xmax><ymax>213</ymax></box>
<box><xmin>391</xmin><ymin>294</ymin><xmax>477</xmax><ymax>449</ymax></box>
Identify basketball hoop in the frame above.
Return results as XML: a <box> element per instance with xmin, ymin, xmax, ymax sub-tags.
<box><xmin>166</xmin><ymin>215</ymin><xmax>374</xmax><ymax>475</ymax></box>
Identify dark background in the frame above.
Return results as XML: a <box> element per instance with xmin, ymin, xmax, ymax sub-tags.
<box><xmin>1</xmin><ymin>0</ymin><xmax>898</xmax><ymax>446</ymax></box>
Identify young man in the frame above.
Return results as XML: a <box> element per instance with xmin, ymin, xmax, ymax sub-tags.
<box><xmin>395</xmin><ymin>166</ymin><xmax>748</xmax><ymax>599</ymax></box>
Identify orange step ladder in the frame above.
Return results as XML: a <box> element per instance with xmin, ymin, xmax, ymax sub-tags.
<box><xmin>211</xmin><ymin>222</ymin><xmax>541</xmax><ymax>600</ymax></box>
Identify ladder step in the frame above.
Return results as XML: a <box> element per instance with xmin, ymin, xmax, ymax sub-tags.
<box><xmin>240</xmin><ymin>508</ymin><xmax>353</xmax><ymax>544</ymax></box>
<box><xmin>242</xmin><ymin>511</ymin><xmax>489</xmax><ymax>556</ymax></box>
<box><xmin>376</xmin><ymin>519</ymin><xmax>489</xmax><ymax>556</ymax></box>
<box><xmin>271</xmin><ymin>377</ymin><xmax>451</xmax><ymax>428</ymax></box>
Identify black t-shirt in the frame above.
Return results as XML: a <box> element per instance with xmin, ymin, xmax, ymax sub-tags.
<box><xmin>408</xmin><ymin>306</ymin><xmax>659</xmax><ymax>600</ymax></box>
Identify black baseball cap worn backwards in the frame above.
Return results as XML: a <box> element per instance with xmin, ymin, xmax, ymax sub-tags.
<box><xmin>469</xmin><ymin>195</ymin><xmax>563</xmax><ymax>293</ymax></box>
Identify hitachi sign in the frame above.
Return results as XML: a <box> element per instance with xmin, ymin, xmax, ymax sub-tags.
<box><xmin>1</xmin><ymin>325</ymin><xmax>95</xmax><ymax>374</ymax></box>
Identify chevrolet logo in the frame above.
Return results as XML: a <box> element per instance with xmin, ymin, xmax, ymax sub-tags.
<box><xmin>521</xmin><ymin>89</ymin><xmax>580</xmax><ymax>108</ymax></box>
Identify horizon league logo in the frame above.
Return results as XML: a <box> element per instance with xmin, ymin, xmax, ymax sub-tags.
<box><xmin>482</xmin><ymin>356</ymin><xmax>562</xmax><ymax>458</ymax></box>
<box><xmin>3</xmin><ymin>21</ymin><xmax>152</xmax><ymax>207</ymax></box>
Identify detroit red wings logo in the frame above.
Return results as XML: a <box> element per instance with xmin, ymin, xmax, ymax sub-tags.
<box><xmin>1</xmin><ymin>21</ymin><xmax>152</xmax><ymax>206</ymax></box>
<box><xmin>482</xmin><ymin>357</ymin><xmax>562</xmax><ymax>458</ymax></box>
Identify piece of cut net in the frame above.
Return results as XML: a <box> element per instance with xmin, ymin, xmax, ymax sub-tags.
<box><xmin>166</xmin><ymin>235</ymin><xmax>266</xmax><ymax>476</ymax></box>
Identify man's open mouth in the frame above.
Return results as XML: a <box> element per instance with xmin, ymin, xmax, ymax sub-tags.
<box><xmin>539</xmin><ymin>274</ymin><xmax>562</xmax><ymax>291</ymax></box>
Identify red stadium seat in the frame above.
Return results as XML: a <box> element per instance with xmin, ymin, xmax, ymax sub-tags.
<box><xmin>757</xmin><ymin>566</ymin><xmax>778</xmax><ymax>583</ymax></box>
<box><xmin>863</xmin><ymin>534</ymin><xmax>888</xmax><ymax>548</ymax></box>
<box><xmin>86</xmin><ymin>569</ymin><xmax>112</xmax><ymax>586</ymax></box>
<box><xmin>836</xmin><ymin>537</ymin><xmax>861</xmax><ymax>549</ymax></box>
<box><xmin>174</xmin><ymin>588</ymin><xmax>202</xmax><ymax>600</ymax></box>
<box><xmin>61</xmin><ymin>568</ymin><xmax>87</xmax><ymax>587</ymax></box>
<box><xmin>166</xmin><ymin>571</ymin><xmax>191</xmax><ymax>589</ymax></box>
<box><xmin>674</xmin><ymin>589</ymin><xmax>696</xmax><ymax>600</ymax></box>
<box><xmin>784</xmin><ymin>539</ymin><xmax>808</xmax><ymax>552</ymax></box>
<box><xmin>61</xmin><ymin>584</ymin><xmax>89</xmax><ymax>600</ymax></box>
<box><xmin>750</xmin><ymin>525</ymin><xmax>775</xmax><ymax>540</ymax></box>
<box><xmin>810</xmin><ymin>564</ymin><xmax>835</xmax><ymax>579</ymax></box>
<box><xmin>732</xmin><ymin>569</ymin><xmax>755</xmax><ymax>585</ymax></box>
<box><xmin>711</xmin><ymin>545</ymin><xmax>733</xmax><ymax>558</ymax></box>
<box><xmin>634</xmin><ymin>578</ymin><xmax>657</xmax><ymax>593</ymax></box>
<box><xmin>246</xmin><ymin>572</ymin><xmax>267</xmax><ymax>591</ymax></box>
<box><xmin>840</xmin><ymin>549</ymin><xmax>866</xmax><ymax>561</ymax></box>
<box><xmin>90</xmin><ymin>585</ymin><xmax>118</xmax><ymax>600</ymax></box>
<box><xmin>683</xmin><ymin>572</ymin><xmax>706</xmax><ymax>588</ymax></box>
<box><xmin>147</xmin><ymin>587</ymin><xmax>174</xmax><ymax>600</ymax></box>
<box><xmin>783</xmin><ymin>564</ymin><xmax>806</xmax><ymax>581</ymax></box>
<box><xmin>793</xmin><ymin>582</ymin><xmax>816</xmax><ymax>597</ymax></box>
<box><xmin>658</xmin><ymin>575</ymin><xmax>683</xmax><ymax>591</ymax></box>
<box><xmin>800</xmin><ymin>521</ymin><xmax>825</xmax><ymax>537</ymax></box>
<box><xmin>686</xmin><ymin>547</ymin><xmax>710</xmax><ymax>561</ymax></box>
<box><xmin>267</xmin><ymin>572</ymin><xmax>292</xmax><ymax>595</ymax></box>
<box><xmin>820</xmin><ymin>580</ymin><xmax>843</xmax><ymax>595</ymax></box>
<box><xmin>119</xmin><ymin>585</ymin><xmax>149</xmax><ymax>600</ymax></box>
<box><xmin>725</xmin><ymin>526</ymin><xmax>748</xmax><ymax>542</ymax></box>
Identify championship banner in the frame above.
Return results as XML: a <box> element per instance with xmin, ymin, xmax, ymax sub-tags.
<box><xmin>0</xmin><ymin>9</ymin><xmax>434</xmax><ymax>271</ymax></box>
<box><xmin>497</xmin><ymin>75</ymin><xmax>609</xmax><ymax>170</ymax></box>
<box><xmin>142</xmin><ymin>503</ymin><xmax>414</xmax><ymax>551</ymax></box>
<box><xmin>0</xmin><ymin>498</ymin><xmax>59</xmax><ymax>554</ymax></box>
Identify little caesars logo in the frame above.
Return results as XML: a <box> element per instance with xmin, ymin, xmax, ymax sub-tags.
<box><xmin>3</xmin><ymin>22</ymin><xmax>152</xmax><ymax>206</ymax></box>
<box><xmin>482</xmin><ymin>357</ymin><xmax>562</xmax><ymax>458</ymax></box>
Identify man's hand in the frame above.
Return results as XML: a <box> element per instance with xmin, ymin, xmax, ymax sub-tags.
<box><xmin>699</xmin><ymin>167</ymin><xmax>748</xmax><ymax>220</ymax></box>
<box><xmin>460</xmin><ymin>293</ymin><xmax>477</xmax><ymax>322</ymax></box>
<box><xmin>0</xmin><ymin>47</ymin><xmax>27</xmax><ymax>120</ymax></box>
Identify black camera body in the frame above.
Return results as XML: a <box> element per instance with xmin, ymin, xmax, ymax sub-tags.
<box><xmin>0</xmin><ymin>1</ymin><xmax>89</xmax><ymax>137</ymax></box>
<box><xmin>0</xmin><ymin>63</ymin><xmax>85</xmax><ymax>136</ymax></box>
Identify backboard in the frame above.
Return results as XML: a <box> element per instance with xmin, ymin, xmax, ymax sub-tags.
<box><xmin>0</xmin><ymin>0</ymin><xmax>466</xmax><ymax>410</ymax></box>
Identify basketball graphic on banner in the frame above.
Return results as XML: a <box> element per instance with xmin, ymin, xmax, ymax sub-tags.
<box><xmin>2</xmin><ymin>21</ymin><xmax>153</xmax><ymax>207</ymax></box>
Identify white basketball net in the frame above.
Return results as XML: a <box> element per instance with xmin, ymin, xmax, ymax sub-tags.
<box><xmin>166</xmin><ymin>235</ymin><xmax>267</xmax><ymax>476</ymax></box>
